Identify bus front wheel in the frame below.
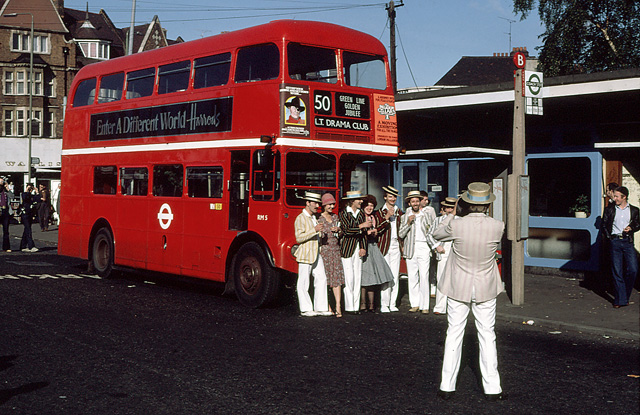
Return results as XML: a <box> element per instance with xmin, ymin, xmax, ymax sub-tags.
<box><xmin>233</xmin><ymin>242</ymin><xmax>279</xmax><ymax>308</ymax></box>
<box><xmin>91</xmin><ymin>228</ymin><xmax>114</xmax><ymax>278</ymax></box>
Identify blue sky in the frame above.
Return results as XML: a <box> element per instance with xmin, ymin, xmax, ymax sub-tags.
<box><xmin>66</xmin><ymin>0</ymin><xmax>544</xmax><ymax>89</ymax></box>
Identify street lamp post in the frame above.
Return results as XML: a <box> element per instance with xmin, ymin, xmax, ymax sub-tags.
<box><xmin>5</xmin><ymin>12</ymin><xmax>34</xmax><ymax>185</ymax></box>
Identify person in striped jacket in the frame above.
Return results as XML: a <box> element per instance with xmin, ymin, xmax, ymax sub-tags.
<box><xmin>375</xmin><ymin>186</ymin><xmax>403</xmax><ymax>312</ymax></box>
<box><xmin>339</xmin><ymin>191</ymin><xmax>370</xmax><ymax>314</ymax></box>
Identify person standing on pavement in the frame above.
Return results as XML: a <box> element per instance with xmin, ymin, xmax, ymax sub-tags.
<box><xmin>377</xmin><ymin>186</ymin><xmax>403</xmax><ymax>313</ymax></box>
<box><xmin>360</xmin><ymin>195</ymin><xmax>394</xmax><ymax>313</ymax></box>
<box><xmin>38</xmin><ymin>184</ymin><xmax>51</xmax><ymax>232</ymax></box>
<box><xmin>0</xmin><ymin>177</ymin><xmax>13</xmax><ymax>252</ymax></box>
<box><xmin>426</xmin><ymin>197</ymin><xmax>458</xmax><ymax>315</ymax></box>
<box><xmin>399</xmin><ymin>190</ymin><xmax>434</xmax><ymax>314</ymax></box>
<box><xmin>419</xmin><ymin>190</ymin><xmax>438</xmax><ymax>298</ymax></box>
<box><xmin>339</xmin><ymin>190</ymin><xmax>370</xmax><ymax>315</ymax></box>
<box><xmin>601</xmin><ymin>186</ymin><xmax>640</xmax><ymax>308</ymax></box>
<box><xmin>318</xmin><ymin>192</ymin><xmax>345</xmax><ymax>318</ymax></box>
<box><xmin>433</xmin><ymin>182</ymin><xmax>505</xmax><ymax>401</ymax></box>
<box><xmin>294</xmin><ymin>191</ymin><xmax>332</xmax><ymax>317</ymax></box>
<box><xmin>20</xmin><ymin>183</ymin><xmax>38</xmax><ymax>252</ymax></box>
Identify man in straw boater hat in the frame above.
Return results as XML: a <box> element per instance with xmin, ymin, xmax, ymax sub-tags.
<box><xmin>294</xmin><ymin>191</ymin><xmax>332</xmax><ymax>317</ymax></box>
<box><xmin>339</xmin><ymin>190</ymin><xmax>371</xmax><ymax>314</ymax></box>
<box><xmin>426</xmin><ymin>197</ymin><xmax>458</xmax><ymax>315</ymax></box>
<box><xmin>432</xmin><ymin>182</ymin><xmax>505</xmax><ymax>401</ymax></box>
<box><xmin>375</xmin><ymin>185</ymin><xmax>404</xmax><ymax>312</ymax></box>
<box><xmin>398</xmin><ymin>190</ymin><xmax>436</xmax><ymax>314</ymax></box>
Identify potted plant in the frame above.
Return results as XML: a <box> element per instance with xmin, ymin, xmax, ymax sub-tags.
<box><xmin>569</xmin><ymin>194</ymin><xmax>590</xmax><ymax>218</ymax></box>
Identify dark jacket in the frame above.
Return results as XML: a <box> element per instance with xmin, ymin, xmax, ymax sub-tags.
<box><xmin>602</xmin><ymin>202</ymin><xmax>640</xmax><ymax>243</ymax></box>
<box><xmin>338</xmin><ymin>208</ymin><xmax>367</xmax><ymax>258</ymax></box>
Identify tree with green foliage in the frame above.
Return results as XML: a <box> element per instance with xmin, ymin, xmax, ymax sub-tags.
<box><xmin>513</xmin><ymin>0</ymin><xmax>640</xmax><ymax>76</ymax></box>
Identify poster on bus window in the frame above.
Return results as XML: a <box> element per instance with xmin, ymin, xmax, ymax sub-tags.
<box><xmin>373</xmin><ymin>94</ymin><xmax>398</xmax><ymax>146</ymax></box>
<box><xmin>280</xmin><ymin>84</ymin><xmax>310</xmax><ymax>137</ymax></box>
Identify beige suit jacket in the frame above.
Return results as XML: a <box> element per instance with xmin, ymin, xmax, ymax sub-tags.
<box><xmin>432</xmin><ymin>212</ymin><xmax>504</xmax><ymax>303</ymax></box>
<box><xmin>294</xmin><ymin>210</ymin><xmax>320</xmax><ymax>265</ymax></box>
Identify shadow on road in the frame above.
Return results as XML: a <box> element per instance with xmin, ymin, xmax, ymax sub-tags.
<box><xmin>0</xmin><ymin>381</ymin><xmax>49</xmax><ymax>406</ymax></box>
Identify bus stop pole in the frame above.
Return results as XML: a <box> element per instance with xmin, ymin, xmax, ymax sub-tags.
<box><xmin>509</xmin><ymin>69</ymin><xmax>525</xmax><ymax>305</ymax></box>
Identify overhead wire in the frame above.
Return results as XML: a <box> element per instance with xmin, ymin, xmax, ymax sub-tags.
<box><xmin>395</xmin><ymin>21</ymin><xmax>418</xmax><ymax>88</ymax></box>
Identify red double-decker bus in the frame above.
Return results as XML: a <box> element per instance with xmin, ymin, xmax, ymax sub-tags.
<box><xmin>59</xmin><ymin>20</ymin><xmax>398</xmax><ymax>307</ymax></box>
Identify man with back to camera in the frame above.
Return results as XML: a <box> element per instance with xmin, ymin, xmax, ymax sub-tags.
<box><xmin>601</xmin><ymin>186</ymin><xmax>639</xmax><ymax>308</ymax></box>
<box><xmin>294</xmin><ymin>191</ymin><xmax>332</xmax><ymax>317</ymax></box>
<box><xmin>433</xmin><ymin>182</ymin><xmax>505</xmax><ymax>401</ymax></box>
<box><xmin>377</xmin><ymin>185</ymin><xmax>403</xmax><ymax>312</ymax></box>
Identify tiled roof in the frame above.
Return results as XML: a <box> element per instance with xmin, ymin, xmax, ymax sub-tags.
<box><xmin>435</xmin><ymin>56</ymin><xmax>518</xmax><ymax>87</ymax></box>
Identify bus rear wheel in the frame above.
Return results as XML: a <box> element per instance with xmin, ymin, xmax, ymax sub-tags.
<box><xmin>92</xmin><ymin>228</ymin><xmax>114</xmax><ymax>278</ymax></box>
<box><xmin>233</xmin><ymin>242</ymin><xmax>279</xmax><ymax>308</ymax></box>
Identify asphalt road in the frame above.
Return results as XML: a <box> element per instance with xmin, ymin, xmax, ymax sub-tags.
<box><xmin>1</xmin><ymin>251</ymin><xmax>638</xmax><ymax>414</ymax></box>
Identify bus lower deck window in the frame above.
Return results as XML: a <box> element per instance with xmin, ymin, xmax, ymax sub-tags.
<box><xmin>153</xmin><ymin>164</ymin><xmax>184</xmax><ymax>197</ymax></box>
<box><xmin>187</xmin><ymin>166</ymin><xmax>223</xmax><ymax>198</ymax></box>
<box><xmin>120</xmin><ymin>167</ymin><xmax>148</xmax><ymax>196</ymax></box>
<box><xmin>93</xmin><ymin>166</ymin><xmax>117</xmax><ymax>194</ymax></box>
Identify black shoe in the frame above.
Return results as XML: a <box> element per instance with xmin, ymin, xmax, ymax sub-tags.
<box><xmin>484</xmin><ymin>393</ymin><xmax>506</xmax><ymax>402</ymax></box>
<box><xmin>437</xmin><ymin>390</ymin><xmax>455</xmax><ymax>401</ymax></box>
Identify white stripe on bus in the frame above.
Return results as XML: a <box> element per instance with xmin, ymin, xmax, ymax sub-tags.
<box><xmin>61</xmin><ymin>138</ymin><xmax>398</xmax><ymax>156</ymax></box>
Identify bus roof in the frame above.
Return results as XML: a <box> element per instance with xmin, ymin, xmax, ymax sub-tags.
<box><xmin>74</xmin><ymin>20</ymin><xmax>388</xmax><ymax>79</ymax></box>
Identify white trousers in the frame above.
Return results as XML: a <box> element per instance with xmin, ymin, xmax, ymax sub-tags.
<box><xmin>341</xmin><ymin>250</ymin><xmax>362</xmax><ymax>312</ymax></box>
<box><xmin>297</xmin><ymin>256</ymin><xmax>328</xmax><ymax>313</ymax></box>
<box><xmin>440</xmin><ymin>297</ymin><xmax>501</xmax><ymax>394</ymax></box>
<box><xmin>433</xmin><ymin>253</ymin><xmax>449</xmax><ymax>314</ymax></box>
<box><xmin>381</xmin><ymin>240</ymin><xmax>401</xmax><ymax>309</ymax></box>
<box><xmin>405</xmin><ymin>241</ymin><xmax>430</xmax><ymax>310</ymax></box>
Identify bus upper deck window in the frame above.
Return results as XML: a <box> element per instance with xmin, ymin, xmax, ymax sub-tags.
<box><xmin>72</xmin><ymin>78</ymin><xmax>96</xmax><ymax>107</ymax></box>
<box><xmin>342</xmin><ymin>52</ymin><xmax>387</xmax><ymax>90</ymax></box>
<box><xmin>97</xmin><ymin>72</ymin><xmax>124</xmax><ymax>103</ymax></box>
<box><xmin>126</xmin><ymin>67</ymin><xmax>155</xmax><ymax>99</ymax></box>
<box><xmin>287</xmin><ymin>43</ymin><xmax>337</xmax><ymax>84</ymax></box>
<box><xmin>158</xmin><ymin>61</ymin><xmax>191</xmax><ymax>94</ymax></box>
<box><xmin>194</xmin><ymin>52</ymin><xmax>231</xmax><ymax>89</ymax></box>
<box><xmin>235</xmin><ymin>43</ymin><xmax>279</xmax><ymax>83</ymax></box>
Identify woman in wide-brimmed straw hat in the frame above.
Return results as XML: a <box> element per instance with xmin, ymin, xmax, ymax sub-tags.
<box><xmin>318</xmin><ymin>192</ymin><xmax>345</xmax><ymax>317</ymax></box>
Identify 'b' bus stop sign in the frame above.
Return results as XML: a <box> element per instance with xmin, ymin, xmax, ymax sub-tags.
<box><xmin>524</xmin><ymin>71</ymin><xmax>543</xmax><ymax>115</ymax></box>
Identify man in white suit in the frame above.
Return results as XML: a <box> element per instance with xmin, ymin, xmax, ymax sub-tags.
<box><xmin>399</xmin><ymin>190</ymin><xmax>435</xmax><ymax>314</ymax></box>
<box><xmin>426</xmin><ymin>197</ymin><xmax>458</xmax><ymax>315</ymax></box>
<box><xmin>432</xmin><ymin>182</ymin><xmax>505</xmax><ymax>401</ymax></box>
<box><xmin>294</xmin><ymin>191</ymin><xmax>332</xmax><ymax>317</ymax></box>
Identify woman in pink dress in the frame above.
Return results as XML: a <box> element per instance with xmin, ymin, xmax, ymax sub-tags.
<box><xmin>318</xmin><ymin>193</ymin><xmax>345</xmax><ymax>317</ymax></box>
